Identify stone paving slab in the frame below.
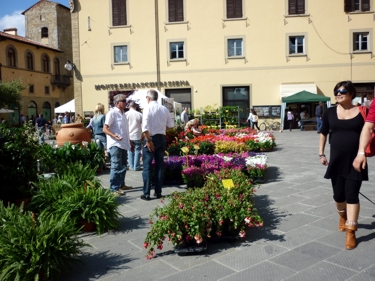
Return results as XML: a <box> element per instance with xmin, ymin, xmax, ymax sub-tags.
<box><xmin>61</xmin><ymin>131</ymin><xmax>375</xmax><ymax>280</ymax></box>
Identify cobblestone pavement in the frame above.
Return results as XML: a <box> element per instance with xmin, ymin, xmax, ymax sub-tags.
<box><xmin>62</xmin><ymin>131</ymin><xmax>375</xmax><ymax>281</ymax></box>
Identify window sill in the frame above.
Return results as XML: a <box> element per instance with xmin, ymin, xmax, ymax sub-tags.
<box><xmin>113</xmin><ymin>62</ymin><xmax>130</xmax><ymax>65</ymax></box>
<box><xmin>348</xmin><ymin>11</ymin><xmax>374</xmax><ymax>14</ymax></box>
<box><xmin>227</xmin><ymin>56</ymin><xmax>245</xmax><ymax>60</ymax></box>
<box><xmin>109</xmin><ymin>25</ymin><xmax>131</xmax><ymax>29</ymax></box>
<box><xmin>284</xmin><ymin>14</ymin><xmax>310</xmax><ymax>18</ymax></box>
<box><xmin>169</xmin><ymin>58</ymin><xmax>186</xmax><ymax>62</ymax></box>
<box><xmin>288</xmin><ymin>54</ymin><xmax>307</xmax><ymax>57</ymax></box>
<box><xmin>164</xmin><ymin>21</ymin><xmax>188</xmax><ymax>25</ymax></box>
<box><xmin>222</xmin><ymin>17</ymin><xmax>248</xmax><ymax>22</ymax></box>
<box><xmin>352</xmin><ymin>50</ymin><xmax>371</xmax><ymax>54</ymax></box>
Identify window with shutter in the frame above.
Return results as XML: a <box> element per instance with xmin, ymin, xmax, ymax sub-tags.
<box><xmin>227</xmin><ymin>0</ymin><xmax>243</xmax><ymax>18</ymax></box>
<box><xmin>168</xmin><ymin>0</ymin><xmax>184</xmax><ymax>22</ymax></box>
<box><xmin>288</xmin><ymin>0</ymin><xmax>305</xmax><ymax>15</ymax></box>
<box><xmin>112</xmin><ymin>0</ymin><xmax>127</xmax><ymax>26</ymax></box>
<box><xmin>345</xmin><ymin>0</ymin><xmax>371</xmax><ymax>12</ymax></box>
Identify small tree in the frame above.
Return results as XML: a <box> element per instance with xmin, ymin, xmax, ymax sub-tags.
<box><xmin>0</xmin><ymin>80</ymin><xmax>25</xmax><ymax>109</ymax></box>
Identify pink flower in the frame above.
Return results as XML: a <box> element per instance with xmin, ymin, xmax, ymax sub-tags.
<box><xmin>143</xmin><ymin>242</ymin><xmax>149</xmax><ymax>248</ymax></box>
<box><xmin>239</xmin><ymin>230</ymin><xmax>246</xmax><ymax>238</ymax></box>
<box><xmin>216</xmin><ymin>231</ymin><xmax>222</xmax><ymax>237</ymax></box>
<box><xmin>244</xmin><ymin>217</ymin><xmax>251</xmax><ymax>224</ymax></box>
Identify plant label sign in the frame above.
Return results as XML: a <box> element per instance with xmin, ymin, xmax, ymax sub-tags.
<box><xmin>222</xmin><ymin>179</ymin><xmax>234</xmax><ymax>189</ymax></box>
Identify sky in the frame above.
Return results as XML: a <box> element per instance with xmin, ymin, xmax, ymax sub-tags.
<box><xmin>0</xmin><ymin>0</ymin><xmax>67</xmax><ymax>36</ymax></box>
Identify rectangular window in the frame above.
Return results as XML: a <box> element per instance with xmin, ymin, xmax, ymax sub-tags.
<box><xmin>223</xmin><ymin>86</ymin><xmax>250</xmax><ymax>120</ymax></box>
<box><xmin>228</xmin><ymin>39</ymin><xmax>243</xmax><ymax>57</ymax></box>
<box><xmin>112</xmin><ymin>0</ymin><xmax>127</xmax><ymax>26</ymax></box>
<box><xmin>227</xmin><ymin>0</ymin><xmax>243</xmax><ymax>18</ymax></box>
<box><xmin>165</xmin><ymin>88</ymin><xmax>191</xmax><ymax>110</ymax></box>
<box><xmin>289</xmin><ymin>36</ymin><xmax>305</xmax><ymax>54</ymax></box>
<box><xmin>168</xmin><ymin>0</ymin><xmax>184</xmax><ymax>22</ymax></box>
<box><xmin>45</xmin><ymin>86</ymin><xmax>50</xmax><ymax>95</ymax></box>
<box><xmin>288</xmin><ymin>0</ymin><xmax>305</xmax><ymax>15</ymax></box>
<box><xmin>345</xmin><ymin>0</ymin><xmax>370</xmax><ymax>12</ymax></box>
<box><xmin>353</xmin><ymin>32</ymin><xmax>369</xmax><ymax>51</ymax></box>
<box><xmin>114</xmin><ymin>46</ymin><xmax>128</xmax><ymax>63</ymax></box>
<box><xmin>170</xmin><ymin>42</ymin><xmax>184</xmax><ymax>59</ymax></box>
<box><xmin>29</xmin><ymin>85</ymin><xmax>34</xmax><ymax>94</ymax></box>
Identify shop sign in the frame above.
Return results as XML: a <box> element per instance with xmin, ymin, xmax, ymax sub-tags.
<box><xmin>95</xmin><ymin>81</ymin><xmax>190</xmax><ymax>90</ymax></box>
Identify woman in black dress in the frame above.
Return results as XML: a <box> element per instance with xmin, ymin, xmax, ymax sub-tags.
<box><xmin>319</xmin><ymin>81</ymin><xmax>367</xmax><ymax>250</ymax></box>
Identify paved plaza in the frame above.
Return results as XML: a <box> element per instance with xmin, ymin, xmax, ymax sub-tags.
<box><xmin>62</xmin><ymin>130</ymin><xmax>375</xmax><ymax>281</ymax></box>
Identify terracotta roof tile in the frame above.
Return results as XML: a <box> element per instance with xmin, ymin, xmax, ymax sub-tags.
<box><xmin>0</xmin><ymin>31</ymin><xmax>63</xmax><ymax>52</ymax></box>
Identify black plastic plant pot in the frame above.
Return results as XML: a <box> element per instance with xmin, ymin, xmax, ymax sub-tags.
<box><xmin>174</xmin><ymin>238</ymin><xmax>208</xmax><ymax>256</ymax></box>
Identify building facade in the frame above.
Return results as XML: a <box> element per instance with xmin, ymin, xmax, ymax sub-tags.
<box><xmin>72</xmin><ymin>0</ymin><xmax>375</xmax><ymax>122</ymax></box>
<box><xmin>0</xmin><ymin>0</ymin><xmax>73</xmax><ymax>124</ymax></box>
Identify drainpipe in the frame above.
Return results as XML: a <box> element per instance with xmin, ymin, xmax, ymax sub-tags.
<box><xmin>154</xmin><ymin>0</ymin><xmax>161</xmax><ymax>91</ymax></box>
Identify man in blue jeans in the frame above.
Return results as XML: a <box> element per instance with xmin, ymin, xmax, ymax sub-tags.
<box><xmin>141</xmin><ymin>90</ymin><xmax>174</xmax><ymax>200</ymax></box>
<box><xmin>315</xmin><ymin>102</ymin><xmax>323</xmax><ymax>133</ymax></box>
<box><xmin>103</xmin><ymin>94</ymin><xmax>134</xmax><ymax>196</ymax></box>
<box><xmin>126</xmin><ymin>101</ymin><xmax>143</xmax><ymax>171</ymax></box>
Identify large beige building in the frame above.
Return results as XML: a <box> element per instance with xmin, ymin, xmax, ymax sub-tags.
<box><xmin>72</xmin><ymin>0</ymin><xmax>375</xmax><ymax>123</ymax></box>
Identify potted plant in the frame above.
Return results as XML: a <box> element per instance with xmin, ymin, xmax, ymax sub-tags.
<box><xmin>55</xmin><ymin>183</ymin><xmax>122</xmax><ymax>234</ymax></box>
<box><xmin>0</xmin><ymin>203</ymin><xmax>88</xmax><ymax>281</ymax></box>
<box><xmin>143</xmin><ymin>168</ymin><xmax>263</xmax><ymax>259</ymax></box>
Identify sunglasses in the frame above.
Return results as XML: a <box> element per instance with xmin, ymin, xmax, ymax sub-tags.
<box><xmin>118</xmin><ymin>100</ymin><xmax>127</xmax><ymax>103</ymax></box>
<box><xmin>334</xmin><ymin>89</ymin><xmax>348</xmax><ymax>96</ymax></box>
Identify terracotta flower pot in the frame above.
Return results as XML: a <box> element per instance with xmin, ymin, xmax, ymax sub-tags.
<box><xmin>56</xmin><ymin>123</ymin><xmax>91</xmax><ymax>147</ymax></box>
<box><xmin>80</xmin><ymin>220</ymin><xmax>97</xmax><ymax>232</ymax></box>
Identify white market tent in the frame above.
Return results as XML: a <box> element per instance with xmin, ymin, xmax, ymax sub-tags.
<box><xmin>55</xmin><ymin>99</ymin><xmax>75</xmax><ymax>113</ymax></box>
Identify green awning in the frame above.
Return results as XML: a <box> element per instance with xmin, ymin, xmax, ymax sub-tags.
<box><xmin>282</xmin><ymin>90</ymin><xmax>330</xmax><ymax>103</ymax></box>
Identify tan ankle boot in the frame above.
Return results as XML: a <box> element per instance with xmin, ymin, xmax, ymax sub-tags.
<box><xmin>337</xmin><ymin>209</ymin><xmax>347</xmax><ymax>232</ymax></box>
<box><xmin>345</xmin><ymin>223</ymin><xmax>358</xmax><ymax>250</ymax></box>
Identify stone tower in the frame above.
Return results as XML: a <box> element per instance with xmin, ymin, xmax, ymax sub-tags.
<box><xmin>23</xmin><ymin>0</ymin><xmax>72</xmax><ymax>61</ymax></box>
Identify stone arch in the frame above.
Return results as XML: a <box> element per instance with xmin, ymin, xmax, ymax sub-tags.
<box><xmin>28</xmin><ymin>101</ymin><xmax>37</xmax><ymax>121</ymax></box>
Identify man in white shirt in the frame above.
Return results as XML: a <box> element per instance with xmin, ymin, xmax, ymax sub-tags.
<box><xmin>125</xmin><ymin>102</ymin><xmax>143</xmax><ymax>171</ymax></box>
<box><xmin>103</xmin><ymin>94</ymin><xmax>134</xmax><ymax>196</ymax></box>
<box><xmin>180</xmin><ymin>107</ymin><xmax>189</xmax><ymax>124</ymax></box>
<box><xmin>141</xmin><ymin>90</ymin><xmax>174</xmax><ymax>200</ymax></box>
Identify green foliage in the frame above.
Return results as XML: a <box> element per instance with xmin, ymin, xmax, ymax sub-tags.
<box><xmin>0</xmin><ymin>122</ymin><xmax>41</xmax><ymax>201</ymax></box>
<box><xmin>29</xmin><ymin>163</ymin><xmax>118</xmax><ymax>235</ymax></box>
<box><xmin>40</xmin><ymin>141</ymin><xmax>104</xmax><ymax>172</ymax></box>
<box><xmin>0</xmin><ymin>203</ymin><xmax>88</xmax><ymax>281</ymax></box>
<box><xmin>0</xmin><ymin>79</ymin><xmax>25</xmax><ymax>109</ymax></box>
<box><xmin>167</xmin><ymin>141</ymin><xmax>214</xmax><ymax>156</ymax></box>
<box><xmin>56</xmin><ymin>184</ymin><xmax>121</xmax><ymax>235</ymax></box>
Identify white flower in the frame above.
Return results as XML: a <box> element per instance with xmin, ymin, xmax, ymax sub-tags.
<box><xmin>245</xmin><ymin>155</ymin><xmax>268</xmax><ymax>167</ymax></box>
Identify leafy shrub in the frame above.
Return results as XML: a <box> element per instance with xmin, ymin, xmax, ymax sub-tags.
<box><xmin>0</xmin><ymin>203</ymin><xmax>88</xmax><ymax>281</ymax></box>
<box><xmin>0</xmin><ymin>122</ymin><xmax>41</xmax><ymax>201</ymax></box>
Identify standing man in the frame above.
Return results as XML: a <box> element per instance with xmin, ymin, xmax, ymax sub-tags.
<box><xmin>103</xmin><ymin>94</ymin><xmax>134</xmax><ymax>196</ymax></box>
<box><xmin>180</xmin><ymin>107</ymin><xmax>189</xmax><ymax>125</ymax></box>
<box><xmin>126</xmin><ymin>101</ymin><xmax>143</xmax><ymax>171</ymax></box>
<box><xmin>35</xmin><ymin>113</ymin><xmax>47</xmax><ymax>144</ymax></box>
<box><xmin>315</xmin><ymin>102</ymin><xmax>324</xmax><ymax>134</ymax></box>
<box><xmin>62</xmin><ymin>111</ymin><xmax>70</xmax><ymax>124</ymax></box>
<box><xmin>141</xmin><ymin>90</ymin><xmax>174</xmax><ymax>200</ymax></box>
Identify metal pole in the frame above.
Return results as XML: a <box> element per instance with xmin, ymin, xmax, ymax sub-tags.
<box><xmin>154</xmin><ymin>0</ymin><xmax>161</xmax><ymax>91</ymax></box>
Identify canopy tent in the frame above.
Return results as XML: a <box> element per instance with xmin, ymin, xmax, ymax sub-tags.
<box><xmin>126</xmin><ymin>89</ymin><xmax>182</xmax><ymax>122</ymax></box>
<box><xmin>0</xmin><ymin>108</ymin><xmax>14</xmax><ymax>113</ymax></box>
<box><xmin>280</xmin><ymin>90</ymin><xmax>331</xmax><ymax>130</ymax></box>
<box><xmin>54</xmin><ymin>99</ymin><xmax>75</xmax><ymax>113</ymax></box>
